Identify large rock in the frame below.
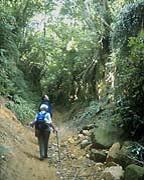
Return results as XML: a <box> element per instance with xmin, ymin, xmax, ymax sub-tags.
<box><xmin>80</xmin><ymin>139</ymin><xmax>91</xmax><ymax>149</ymax></box>
<box><xmin>124</xmin><ymin>164</ymin><xmax>144</xmax><ymax>180</ymax></box>
<box><xmin>89</xmin><ymin>148</ymin><xmax>107</xmax><ymax>162</ymax></box>
<box><xmin>106</xmin><ymin>142</ymin><xmax>121</xmax><ymax>162</ymax></box>
<box><xmin>100</xmin><ymin>165</ymin><xmax>124</xmax><ymax>180</ymax></box>
<box><xmin>82</xmin><ymin>124</ymin><xmax>98</xmax><ymax>130</ymax></box>
<box><xmin>81</xmin><ymin>130</ymin><xmax>90</xmax><ymax>136</ymax></box>
<box><xmin>91</xmin><ymin>125</ymin><xmax>123</xmax><ymax>149</ymax></box>
<box><xmin>77</xmin><ymin>133</ymin><xmax>85</xmax><ymax>140</ymax></box>
<box><xmin>115</xmin><ymin>141</ymin><xmax>144</xmax><ymax>168</ymax></box>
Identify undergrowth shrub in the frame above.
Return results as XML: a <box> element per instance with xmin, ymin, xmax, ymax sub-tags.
<box><xmin>112</xmin><ymin>0</ymin><xmax>144</xmax><ymax>54</ymax></box>
<box><xmin>0</xmin><ymin>9</ymin><xmax>38</xmax><ymax>123</ymax></box>
<box><xmin>111</xmin><ymin>1</ymin><xmax>144</xmax><ymax>140</ymax></box>
<box><xmin>115</xmin><ymin>31</ymin><xmax>144</xmax><ymax>139</ymax></box>
<box><xmin>6</xmin><ymin>96</ymin><xmax>35</xmax><ymax>124</ymax></box>
<box><xmin>70</xmin><ymin>100</ymin><xmax>108</xmax><ymax>128</ymax></box>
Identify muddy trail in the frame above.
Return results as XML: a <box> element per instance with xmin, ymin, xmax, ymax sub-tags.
<box><xmin>0</xmin><ymin>106</ymin><xmax>123</xmax><ymax>180</ymax></box>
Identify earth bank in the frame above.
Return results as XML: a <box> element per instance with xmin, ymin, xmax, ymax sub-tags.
<box><xmin>1</xmin><ymin>105</ymin><xmax>144</xmax><ymax>180</ymax></box>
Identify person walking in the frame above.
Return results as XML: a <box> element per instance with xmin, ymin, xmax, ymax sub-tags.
<box><xmin>30</xmin><ymin>104</ymin><xmax>57</xmax><ymax>160</ymax></box>
<box><xmin>39</xmin><ymin>95</ymin><xmax>53</xmax><ymax>117</ymax></box>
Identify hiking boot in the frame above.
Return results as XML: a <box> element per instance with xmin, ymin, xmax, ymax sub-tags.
<box><xmin>43</xmin><ymin>155</ymin><xmax>48</xmax><ymax>158</ymax></box>
<box><xmin>39</xmin><ymin>156</ymin><xmax>44</xmax><ymax>161</ymax></box>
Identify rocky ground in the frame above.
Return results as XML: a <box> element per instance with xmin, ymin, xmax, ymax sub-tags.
<box><xmin>0</xmin><ymin>105</ymin><xmax>144</xmax><ymax>180</ymax></box>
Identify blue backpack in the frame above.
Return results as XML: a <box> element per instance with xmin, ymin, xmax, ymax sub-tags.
<box><xmin>35</xmin><ymin>112</ymin><xmax>48</xmax><ymax>130</ymax></box>
<box><xmin>37</xmin><ymin>112</ymin><xmax>47</xmax><ymax>121</ymax></box>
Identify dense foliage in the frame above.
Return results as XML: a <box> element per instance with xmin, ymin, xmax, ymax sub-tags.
<box><xmin>21</xmin><ymin>0</ymin><xmax>112</xmax><ymax>104</ymax></box>
<box><xmin>0</xmin><ymin>0</ymin><xmax>144</xmax><ymax>140</ymax></box>
<box><xmin>114</xmin><ymin>32</ymin><xmax>144</xmax><ymax>139</ymax></box>
<box><xmin>112</xmin><ymin>1</ymin><xmax>144</xmax><ymax>139</ymax></box>
<box><xmin>0</xmin><ymin>0</ymin><xmax>42</xmax><ymax>121</ymax></box>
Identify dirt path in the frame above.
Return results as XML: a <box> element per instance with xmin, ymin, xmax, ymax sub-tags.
<box><xmin>0</xmin><ymin>107</ymin><xmax>86</xmax><ymax>180</ymax></box>
<box><xmin>48</xmin><ymin>111</ymin><xmax>102</xmax><ymax>180</ymax></box>
<box><xmin>0</xmin><ymin>107</ymin><xmax>103</xmax><ymax>180</ymax></box>
<box><xmin>0</xmin><ymin>106</ymin><xmax>58</xmax><ymax>180</ymax></box>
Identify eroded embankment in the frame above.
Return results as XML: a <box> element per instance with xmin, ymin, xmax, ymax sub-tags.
<box><xmin>0</xmin><ymin>106</ymin><xmax>124</xmax><ymax>180</ymax></box>
<box><xmin>0</xmin><ymin>106</ymin><xmax>57</xmax><ymax>180</ymax></box>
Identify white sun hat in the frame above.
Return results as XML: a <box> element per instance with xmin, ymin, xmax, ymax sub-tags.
<box><xmin>40</xmin><ymin>104</ymin><xmax>48</xmax><ymax>111</ymax></box>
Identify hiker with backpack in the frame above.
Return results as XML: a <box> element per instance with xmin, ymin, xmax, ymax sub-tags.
<box><xmin>30</xmin><ymin>104</ymin><xmax>57</xmax><ymax>160</ymax></box>
<box><xmin>39</xmin><ymin>95</ymin><xmax>53</xmax><ymax>117</ymax></box>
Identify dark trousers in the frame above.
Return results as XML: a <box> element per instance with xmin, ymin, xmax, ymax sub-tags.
<box><xmin>37</xmin><ymin>130</ymin><xmax>50</xmax><ymax>158</ymax></box>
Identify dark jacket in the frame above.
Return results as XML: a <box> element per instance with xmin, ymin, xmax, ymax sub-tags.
<box><xmin>39</xmin><ymin>100</ymin><xmax>52</xmax><ymax>117</ymax></box>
